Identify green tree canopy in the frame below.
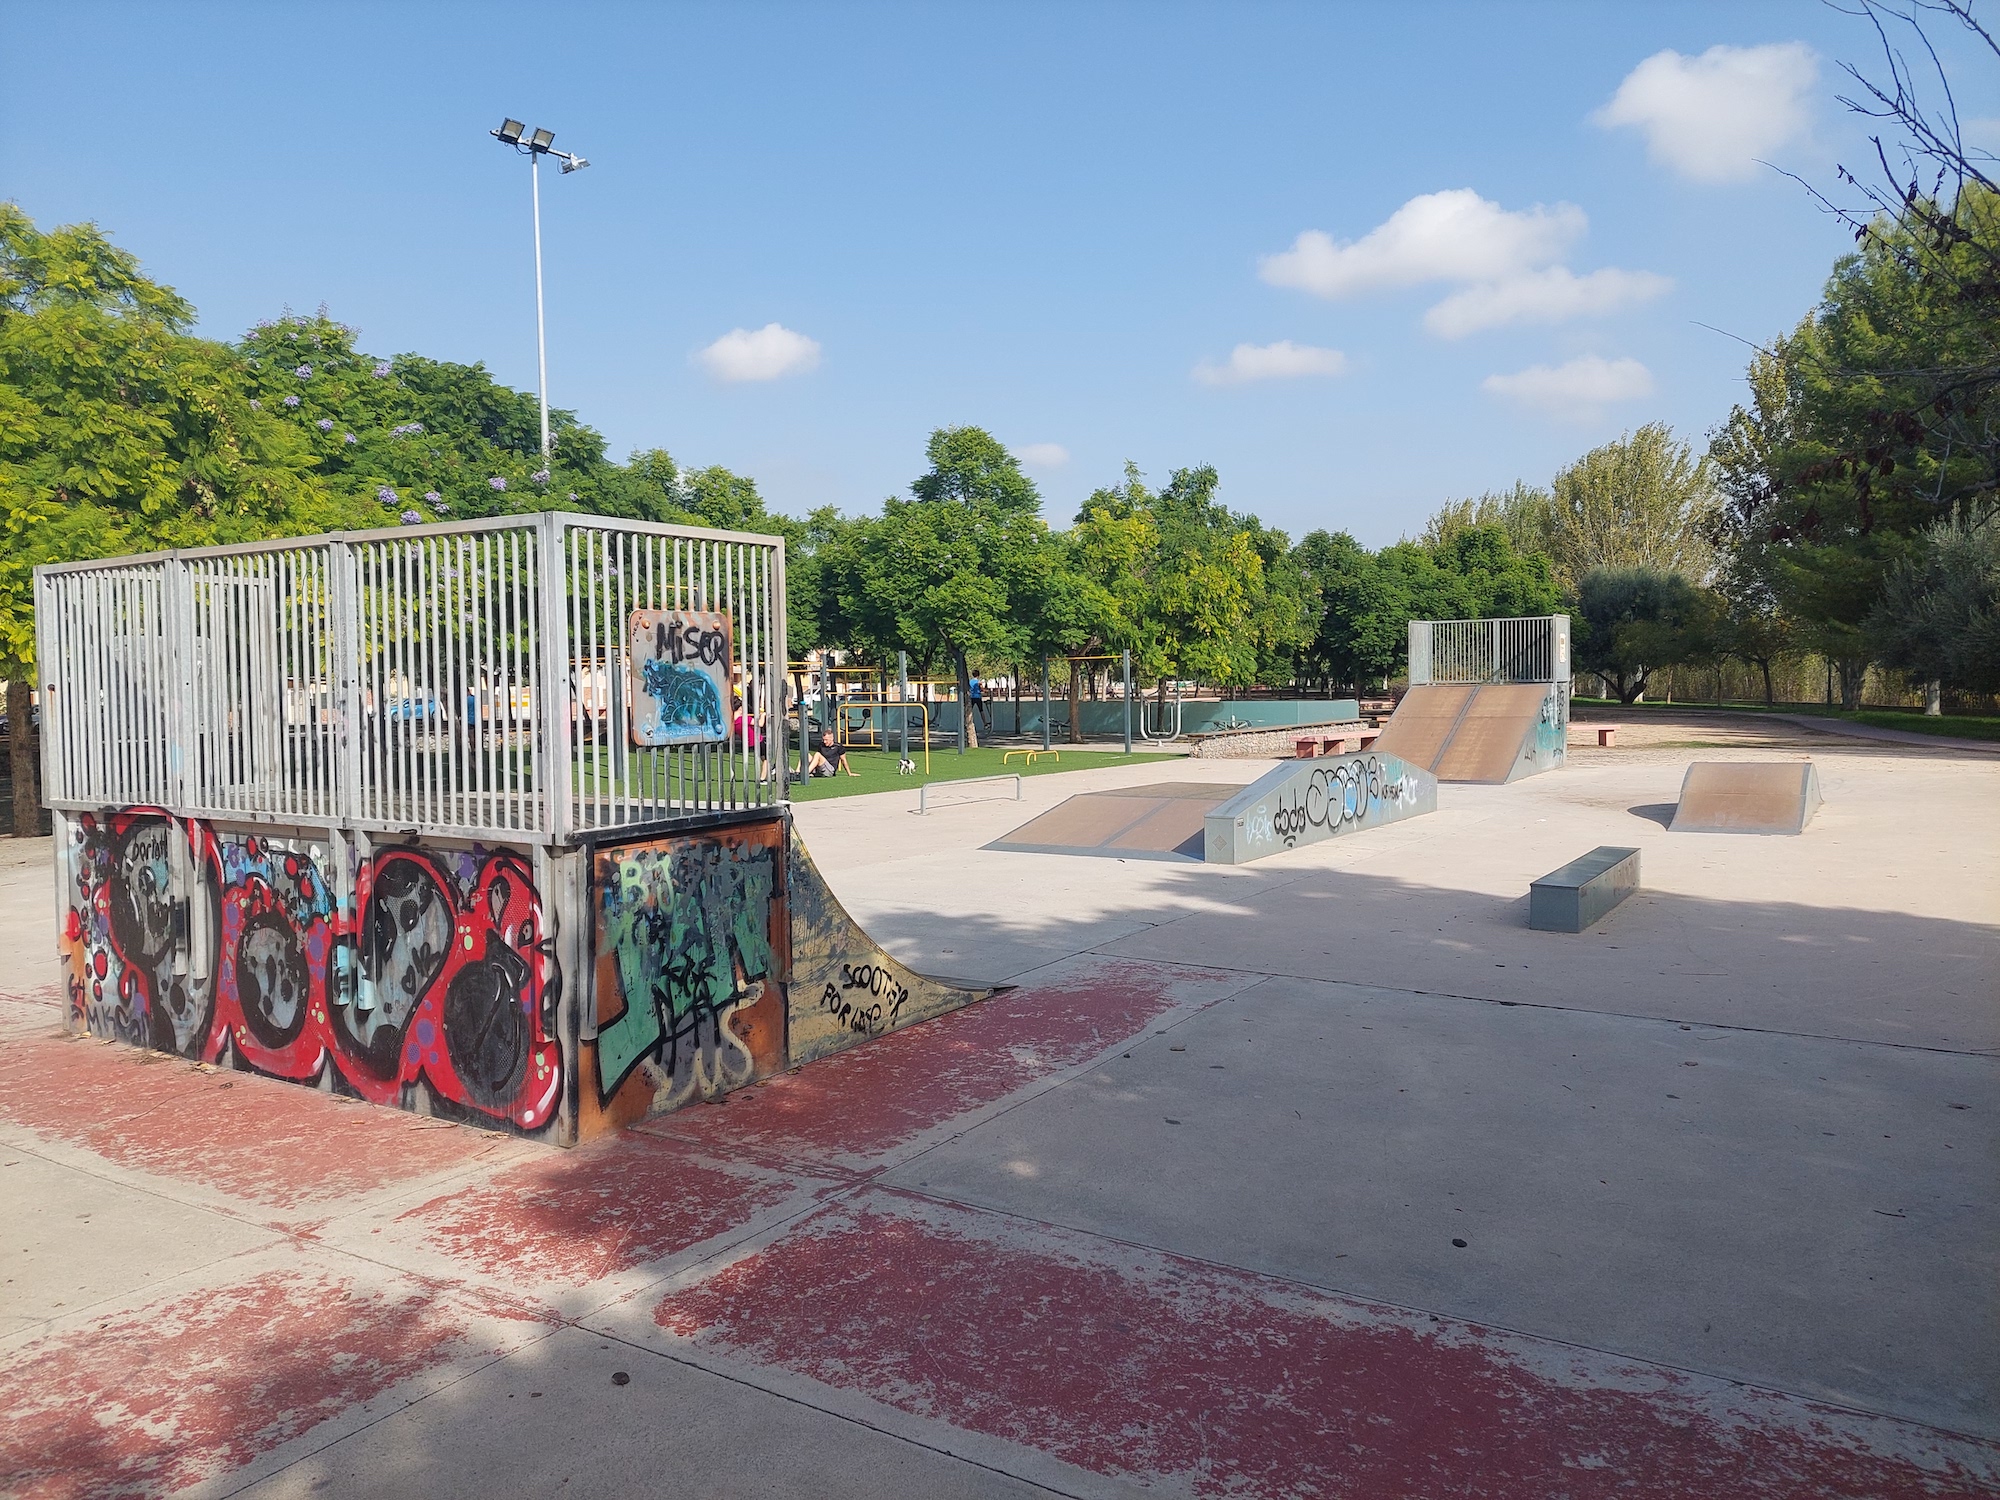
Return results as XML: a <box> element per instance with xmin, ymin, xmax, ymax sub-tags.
<box><xmin>1573</xmin><ymin>566</ymin><xmax>1718</xmax><ymax>704</ymax></box>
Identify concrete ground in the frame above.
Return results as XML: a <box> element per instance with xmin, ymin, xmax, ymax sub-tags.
<box><xmin>2</xmin><ymin>713</ymin><xmax>1995</xmax><ymax>1498</ymax></box>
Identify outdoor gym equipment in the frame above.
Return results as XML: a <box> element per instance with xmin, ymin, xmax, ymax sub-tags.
<box><xmin>1040</xmin><ymin>650</ymin><xmax>1133</xmax><ymax>754</ymax></box>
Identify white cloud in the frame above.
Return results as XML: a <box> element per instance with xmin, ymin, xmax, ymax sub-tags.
<box><xmin>1192</xmin><ymin>340</ymin><xmax>1348</xmax><ymax>387</ymax></box>
<box><xmin>1482</xmin><ymin>356</ymin><xmax>1655</xmax><ymax>420</ymax></box>
<box><xmin>1259</xmin><ymin>189</ymin><xmax>1585</xmax><ymax>299</ymax></box>
<box><xmin>1424</xmin><ymin>266</ymin><xmax>1673</xmax><ymax>338</ymax></box>
<box><xmin>1015</xmin><ymin>442</ymin><xmax>1070</xmax><ymax>468</ymax></box>
<box><xmin>695</xmin><ymin>323</ymin><xmax>821</xmax><ymax>382</ymax></box>
<box><xmin>1593</xmin><ymin>43</ymin><xmax>1817</xmax><ymax>183</ymax></box>
<box><xmin>1258</xmin><ymin>189</ymin><xmax>1666</xmax><ymax>338</ymax></box>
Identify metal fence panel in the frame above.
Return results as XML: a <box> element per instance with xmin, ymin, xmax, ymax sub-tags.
<box><xmin>34</xmin><ymin>513</ymin><xmax>786</xmax><ymax>843</ymax></box>
<box><xmin>1410</xmin><ymin>616</ymin><xmax>1567</xmax><ymax>685</ymax></box>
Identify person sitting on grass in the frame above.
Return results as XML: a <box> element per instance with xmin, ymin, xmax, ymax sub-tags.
<box><xmin>806</xmin><ymin>726</ymin><xmax>857</xmax><ymax>778</ymax></box>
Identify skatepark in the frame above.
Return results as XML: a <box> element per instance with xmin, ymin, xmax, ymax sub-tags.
<box><xmin>4</xmin><ymin>667</ymin><xmax>1997</xmax><ymax>1496</ymax></box>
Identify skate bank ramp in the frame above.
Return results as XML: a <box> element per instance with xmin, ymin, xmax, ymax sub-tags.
<box><xmin>1670</xmin><ymin>761</ymin><xmax>1822</xmax><ymax>835</ymax></box>
<box><xmin>986</xmin><ymin>782</ymin><xmax>1227</xmax><ymax>861</ymax></box>
<box><xmin>1372</xmin><ymin>682</ymin><xmax>1566</xmax><ymax>784</ymax></box>
<box><xmin>1204</xmin><ymin>752</ymin><xmax>1437</xmax><ymax>864</ymax></box>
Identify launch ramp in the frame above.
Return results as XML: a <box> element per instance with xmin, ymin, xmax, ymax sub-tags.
<box><xmin>987</xmin><ymin>782</ymin><xmax>1229</xmax><ymax>861</ymax></box>
<box><xmin>1670</xmin><ymin>761</ymin><xmax>1822</xmax><ymax>835</ymax></box>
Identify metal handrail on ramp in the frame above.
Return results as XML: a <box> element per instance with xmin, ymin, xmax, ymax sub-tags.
<box><xmin>918</xmin><ymin>774</ymin><xmax>1022</xmax><ymax>814</ymax></box>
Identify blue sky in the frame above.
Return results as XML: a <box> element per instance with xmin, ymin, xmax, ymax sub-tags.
<box><xmin>5</xmin><ymin>1</ymin><xmax>1995</xmax><ymax>544</ymax></box>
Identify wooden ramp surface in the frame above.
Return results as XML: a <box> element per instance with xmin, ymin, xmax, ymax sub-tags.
<box><xmin>1373</xmin><ymin>683</ymin><xmax>1550</xmax><ymax>783</ymax></box>
<box><xmin>988</xmin><ymin>782</ymin><xmax>1231</xmax><ymax>861</ymax></box>
<box><xmin>1670</xmin><ymin>761</ymin><xmax>1822</xmax><ymax>835</ymax></box>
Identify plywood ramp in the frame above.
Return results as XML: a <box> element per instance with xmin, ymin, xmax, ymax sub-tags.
<box><xmin>1670</xmin><ymin>761</ymin><xmax>1822</xmax><ymax>835</ymax></box>
<box><xmin>989</xmin><ymin>782</ymin><xmax>1229</xmax><ymax>861</ymax></box>
<box><xmin>1370</xmin><ymin>685</ymin><xmax>1475</xmax><ymax>771</ymax></box>
<box><xmin>1373</xmin><ymin>682</ymin><xmax>1561</xmax><ymax>783</ymax></box>
<box><xmin>1434</xmin><ymin>684</ymin><xmax>1551</xmax><ymax>782</ymax></box>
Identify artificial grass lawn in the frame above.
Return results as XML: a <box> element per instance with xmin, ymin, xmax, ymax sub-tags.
<box><xmin>786</xmin><ymin>744</ymin><xmax>1179</xmax><ymax>801</ymax></box>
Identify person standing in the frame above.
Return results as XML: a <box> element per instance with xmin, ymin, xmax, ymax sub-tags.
<box><xmin>968</xmin><ymin>673</ymin><xmax>990</xmax><ymax>734</ymax></box>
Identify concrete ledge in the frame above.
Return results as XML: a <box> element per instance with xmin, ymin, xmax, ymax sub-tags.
<box><xmin>1529</xmin><ymin>846</ymin><xmax>1640</xmax><ymax>932</ymax></box>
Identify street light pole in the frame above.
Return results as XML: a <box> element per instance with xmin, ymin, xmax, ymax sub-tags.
<box><xmin>491</xmin><ymin>119</ymin><xmax>589</xmax><ymax>465</ymax></box>
<box><xmin>531</xmin><ymin>150</ymin><xmax>549</xmax><ymax>459</ymax></box>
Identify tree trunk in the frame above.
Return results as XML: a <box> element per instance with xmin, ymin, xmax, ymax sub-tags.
<box><xmin>954</xmin><ymin>651</ymin><xmax>979</xmax><ymax>749</ymax></box>
<box><xmin>1924</xmin><ymin>679</ymin><xmax>1942</xmax><ymax>716</ymax></box>
<box><xmin>1759</xmin><ymin>660</ymin><xmax>1774</xmax><ymax>706</ymax></box>
<box><xmin>1067</xmin><ymin>658</ymin><xmax>1084</xmax><ymax>745</ymax></box>
<box><xmin>7</xmin><ymin>679</ymin><xmax>39</xmax><ymax>838</ymax></box>
<box><xmin>1838</xmin><ymin>658</ymin><xmax>1866</xmax><ymax>710</ymax></box>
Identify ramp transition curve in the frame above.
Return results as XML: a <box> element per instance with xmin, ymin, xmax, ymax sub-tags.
<box><xmin>1371</xmin><ymin>682</ymin><xmax>1566</xmax><ymax>784</ymax></box>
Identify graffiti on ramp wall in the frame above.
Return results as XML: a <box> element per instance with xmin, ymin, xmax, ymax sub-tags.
<box><xmin>589</xmin><ymin>820</ymin><xmax>787</xmax><ymax>1128</ymax></box>
<box><xmin>60</xmin><ymin>811</ymin><xmax>564</xmax><ymax>1136</ymax></box>
<box><xmin>785</xmin><ymin>827</ymin><xmax>989</xmax><ymax>1068</ymax></box>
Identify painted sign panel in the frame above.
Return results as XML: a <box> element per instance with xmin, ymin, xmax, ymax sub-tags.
<box><xmin>628</xmin><ymin>609</ymin><xmax>731</xmax><ymax>747</ymax></box>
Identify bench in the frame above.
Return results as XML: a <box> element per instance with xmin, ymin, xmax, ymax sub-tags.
<box><xmin>1595</xmin><ymin>726</ymin><xmax>1620</xmax><ymax>748</ymax></box>
<box><xmin>1321</xmin><ymin>736</ymin><xmax>1354</xmax><ymax>755</ymax></box>
<box><xmin>1529</xmin><ymin>847</ymin><xmax>1640</xmax><ymax>933</ymax></box>
<box><xmin>1002</xmin><ymin>748</ymin><xmax>1059</xmax><ymax>767</ymax></box>
<box><xmin>1295</xmin><ymin>738</ymin><xmax>1318</xmax><ymax>758</ymax></box>
<box><xmin>1360</xmin><ymin>731</ymin><xmax>1379</xmax><ymax>749</ymax></box>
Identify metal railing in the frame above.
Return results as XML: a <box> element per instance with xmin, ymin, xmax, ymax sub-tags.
<box><xmin>1409</xmin><ymin>616</ymin><xmax>1570</xmax><ymax>686</ymax></box>
<box><xmin>34</xmin><ymin>512</ymin><xmax>787</xmax><ymax>844</ymax></box>
<box><xmin>917</xmin><ymin>774</ymin><xmax>1022</xmax><ymax>815</ymax></box>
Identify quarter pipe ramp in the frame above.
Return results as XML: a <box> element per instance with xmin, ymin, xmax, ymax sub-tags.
<box><xmin>1372</xmin><ymin>682</ymin><xmax>1566</xmax><ymax>784</ymax></box>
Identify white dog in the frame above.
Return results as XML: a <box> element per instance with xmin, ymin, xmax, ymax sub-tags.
<box><xmin>898</xmin><ymin>757</ymin><xmax>917</xmax><ymax>775</ymax></box>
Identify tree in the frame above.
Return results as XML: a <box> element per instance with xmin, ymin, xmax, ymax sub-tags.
<box><xmin>1706</xmin><ymin>3</ymin><xmax>2000</xmax><ymax>707</ymax></box>
<box><xmin>1547</xmin><ymin>424</ymin><xmax>1718</xmax><ymax>592</ymax></box>
<box><xmin>0</xmin><ymin>207</ymin><xmax>361</xmax><ymax>833</ymax></box>
<box><xmin>1869</xmin><ymin>504</ymin><xmax>2000</xmax><ymax>695</ymax></box>
<box><xmin>813</xmin><ymin>428</ymin><xmax>1049</xmax><ymax>748</ymax></box>
<box><xmin>1421</xmin><ymin>481</ymin><xmax>1555</xmax><ymax>559</ymax></box>
<box><xmin>1299</xmin><ymin>523</ymin><xmax>1558</xmax><ymax>692</ymax></box>
<box><xmin>1573</xmin><ymin>567</ymin><xmax>1718</xmax><ymax>704</ymax></box>
<box><xmin>1708</xmin><ymin>190</ymin><xmax>2000</xmax><ymax>704</ymax></box>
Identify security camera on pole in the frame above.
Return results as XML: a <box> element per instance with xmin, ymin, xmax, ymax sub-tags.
<box><xmin>490</xmin><ymin>119</ymin><xmax>590</xmax><ymax>461</ymax></box>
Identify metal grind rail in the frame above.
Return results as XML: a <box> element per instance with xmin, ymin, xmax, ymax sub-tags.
<box><xmin>34</xmin><ymin>512</ymin><xmax>787</xmax><ymax>845</ymax></box>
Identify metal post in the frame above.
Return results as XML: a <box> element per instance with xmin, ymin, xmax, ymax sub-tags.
<box><xmin>532</xmin><ymin>152</ymin><xmax>550</xmax><ymax>462</ymax></box>
<box><xmin>772</xmin><ymin>541</ymin><xmax>789</xmax><ymax>801</ymax></box>
<box><xmin>898</xmin><ymin>651</ymin><xmax>909</xmax><ymax>762</ymax></box>
<box><xmin>329</xmin><ymin>538</ymin><xmax>362</xmax><ymax>823</ymax></box>
<box><xmin>1122</xmin><ymin>648</ymin><xmax>1132</xmax><ymax>755</ymax></box>
<box><xmin>955</xmin><ymin>669</ymin><xmax>965</xmax><ymax>755</ymax></box>
<box><xmin>536</xmin><ymin>511</ymin><xmax>572</xmax><ymax>842</ymax></box>
<box><xmin>1040</xmin><ymin>658</ymin><xmax>1051</xmax><ymax>752</ymax></box>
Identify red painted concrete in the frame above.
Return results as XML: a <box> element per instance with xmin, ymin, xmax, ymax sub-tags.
<box><xmin>0</xmin><ymin>1268</ymin><xmax>467</xmax><ymax>1500</ymax></box>
<box><xmin>655</xmin><ymin>1194</ymin><xmax>2000</xmax><ymax>1500</ymax></box>
<box><xmin>0</xmin><ymin>1035</ymin><xmax>507</xmax><ymax>1209</ymax></box>
<box><xmin>642</xmin><ymin>958</ymin><xmax>1220</xmax><ymax>1169</ymax></box>
<box><xmin>403</xmin><ymin>1130</ymin><xmax>796</xmax><ymax>1285</ymax></box>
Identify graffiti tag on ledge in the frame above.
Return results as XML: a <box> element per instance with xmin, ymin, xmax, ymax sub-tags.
<box><xmin>817</xmin><ymin>960</ymin><xmax>911</xmax><ymax>1037</ymax></box>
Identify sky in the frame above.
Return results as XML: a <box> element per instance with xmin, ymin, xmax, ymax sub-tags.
<box><xmin>5</xmin><ymin>1</ymin><xmax>1996</xmax><ymax>545</ymax></box>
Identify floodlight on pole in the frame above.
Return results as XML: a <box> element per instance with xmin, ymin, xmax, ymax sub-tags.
<box><xmin>490</xmin><ymin>118</ymin><xmax>591</xmax><ymax>462</ymax></box>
